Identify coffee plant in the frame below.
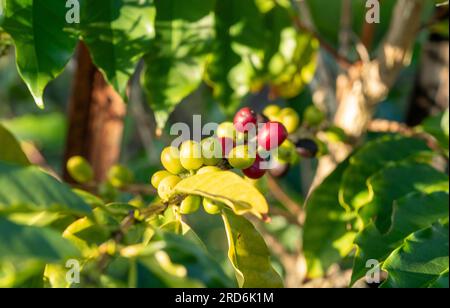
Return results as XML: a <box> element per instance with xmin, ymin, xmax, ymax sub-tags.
<box><xmin>0</xmin><ymin>0</ymin><xmax>448</xmax><ymax>288</ymax></box>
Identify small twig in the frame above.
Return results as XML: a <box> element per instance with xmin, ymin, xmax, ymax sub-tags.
<box><xmin>97</xmin><ymin>203</ymin><xmax>168</xmax><ymax>271</ymax></box>
<box><xmin>367</xmin><ymin>119</ymin><xmax>414</xmax><ymax>135</ymax></box>
<box><xmin>292</xmin><ymin>15</ymin><xmax>355</xmax><ymax>69</ymax></box>
<box><xmin>72</xmin><ymin>183</ymin><xmax>156</xmax><ymax>195</ymax></box>
<box><xmin>367</xmin><ymin>119</ymin><xmax>447</xmax><ymax>158</ymax></box>
<box><xmin>267</xmin><ymin>175</ymin><xmax>305</xmax><ymax>225</ymax></box>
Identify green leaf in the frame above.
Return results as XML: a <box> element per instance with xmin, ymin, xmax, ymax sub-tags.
<box><xmin>0</xmin><ymin>162</ymin><xmax>92</xmax><ymax>216</ymax></box>
<box><xmin>264</xmin><ymin>7</ymin><xmax>318</xmax><ymax>99</ymax></box>
<box><xmin>340</xmin><ymin>136</ymin><xmax>431</xmax><ymax>211</ymax></box>
<box><xmin>160</xmin><ymin>220</ymin><xmax>208</xmax><ymax>252</ymax></box>
<box><xmin>143</xmin><ymin>0</ymin><xmax>214</xmax><ymax>130</ymax></box>
<box><xmin>80</xmin><ymin>0</ymin><xmax>155</xmax><ymax>100</ymax></box>
<box><xmin>205</xmin><ymin>0</ymin><xmax>265</xmax><ymax>113</ymax></box>
<box><xmin>360</xmin><ymin>163</ymin><xmax>449</xmax><ymax>233</ymax></box>
<box><xmin>381</xmin><ymin>223</ymin><xmax>449</xmax><ymax>288</ymax></box>
<box><xmin>153</xmin><ymin>230</ymin><xmax>235</xmax><ymax>288</ymax></box>
<box><xmin>303</xmin><ymin>159</ymin><xmax>356</xmax><ymax>278</ymax></box>
<box><xmin>1</xmin><ymin>112</ymin><xmax>67</xmax><ymax>152</ymax></box>
<box><xmin>222</xmin><ymin>209</ymin><xmax>283</xmax><ymax>288</ymax></box>
<box><xmin>135</xmin><ymin>256</ymin><xmax>204</xmax><ymax>288</ymax></box>
<box><xmin>2</xmin><ymin>0</ymin><xmax>78</xmax><ymax>107</ymax></box>
<box><xmin>0</xmin><ymin>123</ymin><xmax>30</xmax><ymax>166</ymax></box>
<box><xmin>306</xmin><ymin>0</ymin><xmax>397</xmax><ymax>53</ymax></box>
<box><xmin>351</xmin><ymin>192</ymin><xmax>449</xmax><ymax>285</ymax></box>
<box><xmin>419</xmin><ymin>111</ymin><xmax>450</xmax><ymax>154</ymax></box>
<box><xmin>428</xmin><ymin>270</ymin><xmax>449</xmax><ymax>288</ymax></box>
<box><xmin>0</xmin><ymin>217</ymin><xmax>79</xmax><ymax>262</ymax></box>
<box><xmin>0</xmin><ymin>259</ymin><xmax>45</xmax><ymax>288</ymax></box>
<box><xmin>174</xmin><ymin>171</ymin><xmax>269</xmax><ymax>218</ymax></box>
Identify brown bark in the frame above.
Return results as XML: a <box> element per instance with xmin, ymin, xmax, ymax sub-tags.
<box><xmin>63</xmin><ymin>42</ymin><xmax>126</xmax><ymax>182</ymax></box>
<box><xmin>311</xmin><ymin>0</ymin><xmax>425</xmax><ymax>187</ymax></box>
<box><xmin>407</xmin><ymin>36</ymin><xmax>449</xmax><ymax>126</ymax></box>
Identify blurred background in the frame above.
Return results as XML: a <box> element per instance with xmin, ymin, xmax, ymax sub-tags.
<box><xmin>0</xmin><ymin>0</ymin><xmax>448</xmax><ymax>287</ymax></box>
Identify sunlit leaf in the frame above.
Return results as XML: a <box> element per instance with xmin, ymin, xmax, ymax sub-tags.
<box><xmin>222</xmin><ymin>209</ymin><xmax>283</xmax><ymax>288</ymax></box>
<box><xmin>351</xmin><ymin>192</ymin><xmax>449</xmax><ymax>285</ymax></box>
<box><xmin>381</xmin><ymin>223</ymin><xmax>449</xmax><ymax>288</ymax></box>
<box><xmin>0</xmin><ymin>217</ymin><xmax>79</xmax><ymax>262</ymax></box>
<box><xmin>81</xmin><ymin>0</ymin><xmax>156</xmax><ymax>100</ymax></box>
<box><xmin>0</xmin><ymin>162</ymin><xmax>92</xmax><ymax>217</ymax></box>
<box><xmin>340</xmin><ymin>136</ymin><xmax>431</xmax><ymax>211</ymax></box>
<box><xmin>1</xmin><ymin>0</ymin><xmax>78</xmax><ymax>107</ymax></box>
<box><xmin>360</xmin><ymin>163</ymin><xmax>449</xmax><ymax>233</ymax></box>
<box><xmin>0</xmin><ymin>123</ymin><xmax>30</xmax><ymax>166</ymax></box>
<box><xmin>303</xmin><ymin>159</ymin><xmax>356</xmax><ymax>278</ymax></box>
<box><xmin>143</xmin><ymin>0</ymin><xmax>214</xmax><ymax>130</ymax></box>
<box><xmin>175</xmin><ymin>171</ymin><xmax>269</xmax><ymax>218</ymax></box>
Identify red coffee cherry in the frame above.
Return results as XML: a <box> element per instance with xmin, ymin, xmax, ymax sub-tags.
<box><xmin>219</xmin><ymin>137</ymin><xmax>235</xmax><ymax>158</ymax></box>
<box><xmin>269</xmin><ymin>160</ymin><xmax>290</xmax><ymax>178</ymax></box>
<box><xmin>234</xmin><ymin>107</ymin><xmax>257</xmax><ymax>133</ymax></box>
<box><xmin>295</xmin><ymin>139</ymin><xmax>319</xmax><ymax>158</ymax></box>
<box><xmin>257</xmin><ymin>121</ymin><xmax>288</xmax><ymax>150</ymax></box>
<box><xmin>243</xmin><ymin>155</ymin><xmax>266</xmax><ymax>179</ymax></box>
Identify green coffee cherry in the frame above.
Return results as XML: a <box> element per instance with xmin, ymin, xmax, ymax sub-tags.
<box><xmin>203</xmin><ymin>198</ymin><xmax>223</xmax><ymax>215</ymax></box>
<box><xmin>325</xmin><ymin>126</ymin><xmax>347</xmax><ymax>143</ymax></box>
<box><xmin>180</xmin><ymin>195</ymin><xmax>201</xmax><ymax>214</ymax></box>
<box><xmin>201</xmin><ymin>137</ymin><xmax>222</xmax><ymax>166</ymax></box>
<box><xmin>108</xmin><ymin>164</ymin><xmax>134</xmax><ymax>188</ymax></box>
<box><xmin>277</xmin><ymin>139</ymin><xmax>297</xmax><ymax>163</ymax></box>
<box><xmin>197</xmin><ymin>166</ymin><xmax>222</xmax><ymax>175</ymax></box>
<box><xmin>228</xmin><ymin>145</ymin><xmax>256</xmax><ymax>169</ymax></box>
<box><xmin>217</xmin><ymin>122</ymin><xmax>236</xmax><ymax>139</ymax></box>
<box><xmin>303</xmin><ymin>105</ymin><xmax>325</xmax><ymax>127</ymax></box>
<box><xmin>180</xmin><ymin>140</ymin><xmax>204</xmax><ymax>171</ymax></box>
<box><xmin>157</xmin><ymin>175</ymin><xmax>182</xmax><ymax>201</ymax></box>
<box><xmin>161</xmin><ymin>146</ymin><xmax>185</xmax><ymax>175</ymax></box>
<box><xmin>151</xmin><ymin>170</ymin><xmax>172</xmax><ymax>189</ymax></box>
<box><xmin>279</xmin><ymin>107</ymin><xmax>300</xmax><ymax>134</ymax></box>
<box><xmin>67</xmin><ymin>156</ymin><xmax>94</xmax><ymax>184</ymax></box>
<box><xmin>263</xmin><ymin>105</ymin><xmax>281</xmax><ymax>119</ymax></box>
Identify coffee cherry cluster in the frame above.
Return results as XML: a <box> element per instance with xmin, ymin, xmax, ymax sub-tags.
<box><xmin>67</xmin><ymin>156</ymin><xmax>135</xmax><ymax>202</ymax></box>
<box><xmin>151</xmin><ymin>105</ymin><xmax>323</xmax><ymax>215</ymax></box>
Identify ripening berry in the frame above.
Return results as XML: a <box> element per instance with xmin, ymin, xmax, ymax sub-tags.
<box><xmin>151</xmin><ymin>170</ymin><xmax>172</xmax><ymax>189</ymax></box>
<box><xmin>243</xmin><ymin>155</ymin><xmax>266</xmax><ymax>179</ymax></box>
<box><xmin>180</xmin><ymin>195</ymin><xmax>201</xmax><ymax>214</ymax></box>
<box><xmin>228</xmin><ymin>145</ymin><xmax>256</xmax><ymax>170</ymax></box>
<box><xmin>108</xmin><ymin>165</ymin><xmax>134</xmax><ymax>188</ymax></box>
<box><xmin>295</xmin><ymin>139</ymin><xmax>319</xmax><ymax>158</ymax></box>
<box><xmin>279</xmin><ymin>107</ymin><xmax>300</xmax><ymax>134</ymax></box>
<box><xmin>277</xmin><ymin>139</ymin><xmax>297</xmax><ymax>163</ymax></box>
<box><xmin>67</xmin><ymin>156</ymin><xmax>94</xmax><ymax>184</ymax></box>
<box><xmin>217</xmin><ymin>122</ymin><xmax>236</xmax><ymax>139</ymax></box>
<box><xmin>219</xmin><ymin>137</ymin><xmax>235</xmax><ymax>158</ymax></box>
<box><xmin>263</xmin><ymin>105</ymin><xmax>281</xmax><ymax>119</ymax></box>
<box><xmin>197</xmin><ymin>166</ymin><xmax>222</xmax><ymax>175</ymax></box>
<box><xmin>157</xmin><ymin>175</ymin><xmax>182</xmax><ymax>201</ymax></box>
<box><xmin>180</xmin><ymin>140</ymin><xmax>203</xmax><ymax>171</ymax></box>
<box><xmin>325</xmin><ymin>126</ymin><xmax>347</xmax><ymax>143</ymax></box>
<box><xmin>303</xmin><ymin>105</ymin><xmax>325</xmax><ymax>127</ymax></box>
<box><xmin>161</xmin><ymin>146</ymin><xmax>185</xmax><ymax>175</ymax></box>
<box><xmin>234</xmin><ymin>107</ymin><xmax>258</xmax><ymax>133</ymax></box>
<box><xmin>269</xmin><ymin>159</ymin><xmax>290</xmax><ymax>178</ymax></box>
<box><xmin>257</xmin><ymin>121</ymin><xmax>288</xmax><ymax>150</ymax></box>
<box><xmin>201</xmin><ymin>137</ymin><xmax>222</xmax><ymax>166</ymax></box>
<box><xmin>203</xmin><ymin>198</ymin><xmax>223</xmax><ymax>215</ymax></box>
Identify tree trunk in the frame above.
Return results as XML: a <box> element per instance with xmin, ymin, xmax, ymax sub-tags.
<box><xmin>407</xmin><ymin>34</ymin><xmax>449</xmax><ymax>126</ymax></box>
<box><xmin>311</xmin><ymin>0</ymin><xmax>425</xmax><ymax>188</ymax></box>
<box><xmin>63</xmin><ymin>42</ymin><xmax>126</xmax><ymax>182</ymax></box>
